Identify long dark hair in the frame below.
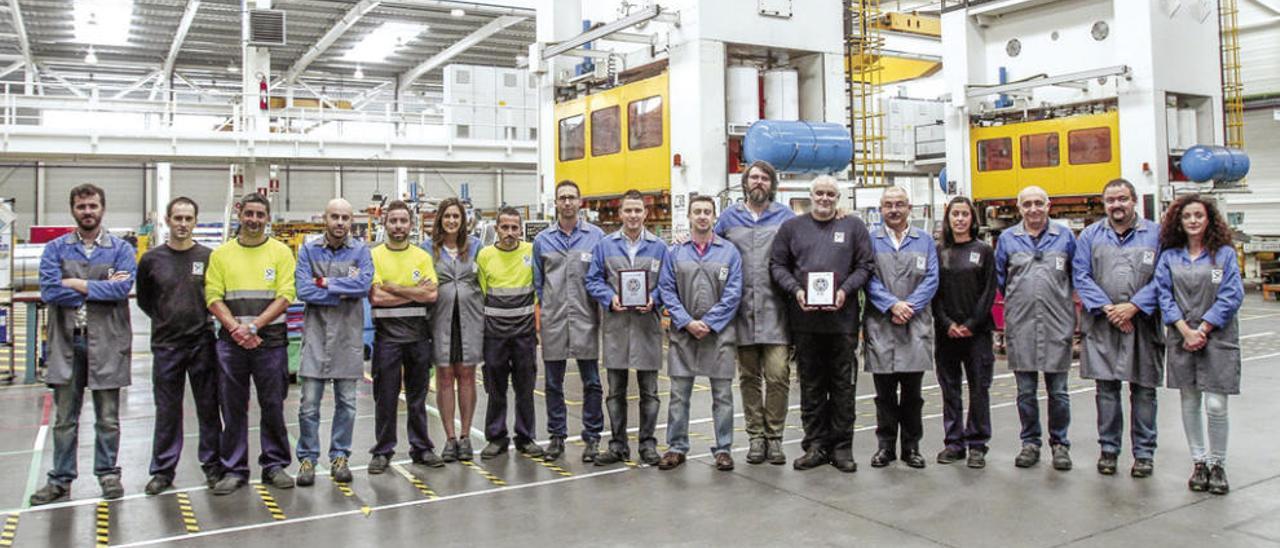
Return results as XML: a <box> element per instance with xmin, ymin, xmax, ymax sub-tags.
<box><xmin>1159</xmin><ymin>194</ymin><xmax>1232</xmax><ymax>262</ymax></box>
<box><xmin>941</xmin><ymin>196</ymin><xmax>979</xmax><ymax>247</ymax></box>
<box><xmin>431</xmin><ymin>198</ymin><xmax>471</xmax><ymax>261</ymax></box>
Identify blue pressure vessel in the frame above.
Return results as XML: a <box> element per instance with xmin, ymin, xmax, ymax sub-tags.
<box><xmin>939</xmin><ymin>167</ymin><xmax>948</xmax><ymax>193</ymax></box>
<box><xmin>1180</xmin><ymin>145</ymin><xmax>1251</xmax><ymax>183</ymax></box>
<box><xmin>743</xmin><ymin>120</ymin><xmax>853</xmax><ymax>173</ymax></box>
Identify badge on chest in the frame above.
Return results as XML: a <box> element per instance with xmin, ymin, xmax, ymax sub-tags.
<box><xmin>1055</xmin><ymin>257</ymin><xmax>1066</xmax><ymax>271</ymax></box>
<box><xmin>580</xmin><ymin>252</ymin><xmax>592</xmax><ymax>263</ymax></box>
<box><xmin>834</xmin><ymin>232</ymin><xmax>845</xmax><ymax>244</ymax></box>
<box><xmin>718</xmin><ymin>266</ymin><xmax>729</xmax><ymax>281</ymax></box>
<box><xmin>192</xmin><ymin>261</ymin><xmax>205</xmax><ymax>276</ymax></box>
<box><xmin>412</xmin><ymin>270</ymin><xmax>422</xmax><ymax>282</ymax></box>
<box><xmin>1142</xmin><ymin>250</ymin><xmax>1155</xmax><ymax>265</ymax></box>
<box><xmin>265</xmin><ymin>268</ymin><xmax>276</xmax><ymax>282</ymax></box>
<box><xmin>969</xmin><ymin>252</ymin><xmax>981</xmax><ymax>265</ymax></box>
<box><xmin>1211</xmin><ymin>269</ymin><xmax>1223</xmax><ymax>283</ymax></box>
<box><xmin>348</xmin><ymin>266</ymin><xmax>360</xmax><ymax>278</ymax></box>
<box><xmin>915</xmin><ymin>256</ymin><xmax>926</xmax><ymax>270</ymax></box>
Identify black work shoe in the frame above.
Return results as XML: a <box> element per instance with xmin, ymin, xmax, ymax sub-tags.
<box><xmin>480</xmin><ymin>441</ymin><xmax>508</xmax><ymax>460</ymax></box>
<box><xmin>100</xmin><ymin>475</ymin><xmax>124</xmax><ymax>500</ymax></box>
<box><xmin>204</xmin><ymin>467</ymin><xmax>224</xmax><ymax>489</ymax></box>
<box><xmin>368</xmin><ymin>455</ymin><xmax>390</xmax><ymax>475</ymax></box>
<box><xmin>331</xmin><ymin>457</ymin><xmax>353</xmax><ymax>483</ymax></box>
<box><xmin>937</xmin><ymin>447</ymin><xmax>966</xmax><ymax>464</ymax></box>
<box><xmin>516</xmin><ymin>441</ymin><xmax>545</xmax><ymax>458</ymax></box>
<box><xmin>967</xmin><ymin>448</ymin><xmax>987</xmax><ymax>469</ymax></box>
<box><xmin>457</xmin><ymin>438</ymin><xmax>475</xmax><ymax>461</ymax></box>
<box><xmin>903</xmin><ymin>450</ymin><xmax>927</xmax><ymax>469</ymax></box>
<box><xmin>296</xmin><ymin>459</ymin><xmax>316</xmax><ymax>486</ymax></box>
<box><xmin>870</xmin><ymin>449</ymin><xmax>896</xmax><ymax>468</ymax></box>
<box><xmin>1188</xmin><ymin>462</ymin><xmax>1210</xmax><ymax>492</ymax></box>
<box><xmin>1208</xmin><ymin>465</ymin><xmax>1230</xmax><ymax>495</ymax></box>
<box><xmin>211</xmin><ymin>475</ymin><xmax>245</xmax><ymax>496</ymax></box>
<box><xmin>793</xmin><ymin>448</ymin><xmax>830</xmax><ymax>471</ymax></box>
<box><xmin>145</xmin><ymin>475</ymin><xmax>173</xmax><ymax>496</ymax></box>
<box><xmin>746</xmin><ymin>438</ymin><xmax>767</xmax><ymax>465</ymax></box>
<box><xmin>543</xmin><ymin>437</ymin><xmax>564</xmax><ymax>461</ymax></box>
<box><xmin>1097</xmin><ymin>452</ymin><xmax>1118</xmax><ymax>475</ymax></box>
<box><xmin>766</xmin><ymin>439</ymin><xmax>786</xmax><ymax>465</ymax></box>
<box><xmin>264</xmin><ymin>467</ymin><xmax>296</xmax><ymax>489</ymax></box>
<box><xmin>594</xmin><ymin>450</ymin><xmax>628</xmax><ymax>466</ymax></box>
<box><xmin>441</xmin><ymin>439</ymin><xmax>459</xmax><ymax>463</ymax></box>
<box><xmin>28</xmin><ymin>483</ymin><xmax>69</xmax><ymax>506</ymax></box>
<box><xmin>638</xmin><ymin>446</ymin><xmax>661</xmax><ymax>466</ymax></box>
<box><xmin>832</xmin><ymin>453</ymin><xmax>858</xmax><ymax>473</ymax></box>
<box><xmin>1015</xmin><ymin>444</ymin><xmax>1040</xmax><ymax>468</ymax></box>
<box><xmin>1051</xmin><ymin>444</ymin><xmax>1072</xmax><ymax>471</ymax></box>
<box><xmin>413</xmin><ymin>451</ymin><xmax>446</xmax><ymax>468</ymax></box>
<box><xmin>1131</xmin><ymin>458</ymin><xmax>1154</xmax><ymax>478</ymax></box>
<box><xmin>582</xmin><ymin>439</ymin><xmax>599</xmax><ymax>463</ymax></box>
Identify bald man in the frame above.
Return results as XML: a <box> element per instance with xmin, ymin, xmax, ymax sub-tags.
<box><xmin>294</xmin><ymin>199</ymin><xmax>374</xmax><ymax>486</ymax></box>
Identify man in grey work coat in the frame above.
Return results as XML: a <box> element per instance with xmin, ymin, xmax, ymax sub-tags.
<box><xmin>31</xmin><ymin>184</ymin><xmax>135</xmax><ymax>505</ymax></box>
<box><xmin>995</xmin><ymin>186</ymin><xmax>1077</xmax><ymax>471</ymax></box>
<box><xmin>714</xmin><ymin>160</ymin><xmax>795</xmax><ymax>465</ymax></box>
<box><xmin>533</xmin><ymin>180</ymin><xmax>605</xmax><ymax>461</ymax></box>
<box><xmin>294</xmin><ymin>199</ymin><xmax>374</xmax><ymax>486</ymax></box>
<box><xmin>1073</xmin><ymin>179</ymin><xmax>1164</xmax><ymax>477</ymax></box>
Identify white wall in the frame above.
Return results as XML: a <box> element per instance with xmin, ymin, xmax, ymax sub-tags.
<box><xmin>0</xmin><ymin>165</ymin><xmax>37</xmax><ymax>237</ymax></box>
<box><xmin>1225</xmin><ymin>108</ymin><xmax>1280</xmax><ymax>236</ymax></box>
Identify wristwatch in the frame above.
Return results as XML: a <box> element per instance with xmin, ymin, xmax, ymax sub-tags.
<box><xmin>247</xmin><ymin>323</ymin><xmax>258</xmax><ymax>336</ymax></box>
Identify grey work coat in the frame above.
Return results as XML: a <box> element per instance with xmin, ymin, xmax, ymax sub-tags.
<box><xmin>999</xmin><ymin>223</ymin><xmax>1076</xmax><ymax>373</ymax></box>
<box><xmin>427</xmin><ymin>238</ymin><xmax>485</xmax><ymax>365</ymax></box>
<box><xmin>716</xmin><ymin>202</ymin><xmax>793</xmax><ymax>346</ymax></box>
<box><xmin>42</xmin><ymin>234</ymin><xmax>134</xmax><ymax>389</ymax></box>
<box><xmin>1077</xmin><ymin>222</ymin><xmax>1165</xmax><ymax>387</ymax></box>
<box><xmin>591</xmin><ymin>234</ymin><xmax>665</xmax><ymax>371</ymax></box>
<box><xmin>862</xmin><ymin>228</ymin><xmax>938</xmax><ymax>374</ymax></box>
<box><xmin>297</xmin><ymin>240</ymin><xmax>372</xmax><ymax>380</ymax></box>
<box><xmin>661</xmin><ymin>239</ymin><xmax>743</xmax><ymax>380</ymax></box>
<box><xmin>1165</xmin><ymin>256</ymin><xmax>1242</xmax><ymax>394</ymax></box>
<box><xmin>534</xmin><ymin>223</ymin><xmax>603</xmax><ymax>362</ymax></box>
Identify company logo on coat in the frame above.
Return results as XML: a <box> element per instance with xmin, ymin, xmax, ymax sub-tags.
<box><xmin>915</xmin><ymin>256</ymin><xmax>926</xmax><ymax>270</ymax></box>
<box><xmin>348</xmin><ymin>266</ymin><xmax>360</xmax><ymax>278</ymax></box>
<box><xmin>1142</xmin><ymin>251</ymin><xmax>1155</xmax><ymax>265</ymax></box>
<box><xmin>1211</xmin><ymin>269</ymin><xmax>1223</xmax><ymax>283</ymax></box>
<box><xmin>718</xmin><ymin>266</ymin><xmax>729</xmax><ymax>281</ymax></box>
<box><xmin>581</xmin><ymin>252</ymin><xmax>592</xmax><ymax>262</ymax></box>
<box><xmin>265</xmin><ymin>268</ymin><xmax>276</xmax><ymax>281</ymax></box>
<box><xmin>192</xmin><ymin>261</ymin><xmax>205</xmax><ymax>275</ymax></box>
<box><xmin>522</xmin><ymin>254</ymin><xmax>532</xmax><ymax>266</ymax></box>
<box><xmin>412</xmin><ymin>270</ymin><xmax>422</xmax><ymax>281</ymax></box>
<box><xmin>834</xmin><ymin>232</ymin><xmax>845</xmax><ymax>244</ymax></box>
<box><xmin>1055</xmin><ymin>257</ymin><xmax>1065</xmax><ymax>271</ymax></box>
<box><xmin>969</xmin><ymin>252</ymin><xmax>981</xmax><ymax>265</ymax></box>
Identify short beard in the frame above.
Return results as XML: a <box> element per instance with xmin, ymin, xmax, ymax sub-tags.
<box><xmin>746</xmin><ymin>187</ymin><xmax>772</xmax><ymax>205</ymax></box>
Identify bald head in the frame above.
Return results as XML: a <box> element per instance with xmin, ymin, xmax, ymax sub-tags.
<box><xmin>326</xmin><ymin>198</ymin><xmax>353</xmax><ymax>216</ymax></box>
<box><xmin>1016</xmin><ymin>185</ymin><xmax>1050</xmax><ymax>233</ymax></box>
<box><xmin>324</xmin><ymin>198</ymin><xmax>354</xmax><ymax>243</ymax></box>
<box><xmin>1016</xmin><ymin>186</ymin><xmax>1048</xmax><ymax>203</ymax></box>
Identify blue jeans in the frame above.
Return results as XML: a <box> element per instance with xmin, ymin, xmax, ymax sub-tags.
<box><xmin>666</xmin><ymin>376</ymin><xmax>733</xmax><ymax>455</ymax></box>
<box><xmin>1014</xmin><ymin>371</ymin><xmax>1071</xmax><ymax>448</ymax></box>
<box><xmin>296</xmin><ymin>377</ymin><xmax>358</xmax><ymax>462</ymax></box>
<box><xmin>1096</xmin><ymin>380</ymin><xmax>1157</xmax><ymax>459</ymax></box>
<box><xmin>50</xmin><ymin>334</ymin><xmax>121</xmax><ymax>486</ymax></box>
<box><xmin>544</xmin><ymin>359</ymin><xmax>604</xmax><ymax>442</ymax></box>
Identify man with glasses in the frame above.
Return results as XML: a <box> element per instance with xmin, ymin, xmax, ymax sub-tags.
<box><xmin>996</xmin><ymin>185</ymin><xmax>1077</xmax><ymax>471</ymax></box>
<box><xmin>533</xmin><ymin>180</ymin><xmax>605</xmax><ymax>461</ymax></box>
<box><xmin>1073</xmin><ymin>179</ymin><xmax>1163</xmax><ymax>477</ymax></box>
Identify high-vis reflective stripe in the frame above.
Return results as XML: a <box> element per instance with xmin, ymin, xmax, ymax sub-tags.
<box><xmin>224</xmin><ymin>290</ymin><xmax>279</xmax><ymax>300</ymax></box>
<box><xmin>484</xmin><ymin>305</ymin><xmax>535</xmax><ymax>317</ymax></box>
<box><xmin>487</xmin><ymin>286</ymin><xmax>534</xmax><ymax>297</ymax></box>
<box><xmin>371</xmin><ymin>307</ymin><xmax>428</xmax><ymax>318</ymax></box>
<box><xmin>235</xmin><ymin>315</ymin><xmax>286</xmax><ymax>325</ymax></box>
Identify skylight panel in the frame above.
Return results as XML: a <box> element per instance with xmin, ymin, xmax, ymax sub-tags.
<box><xmin>73</xmin><ymin>0</ymin><xmax>135</xmax><ymax>46</ymax></box>
<box><xmin>342</xmin><ymin>22</ymin><xmax>427</xmax><ymax>64</ymax></box>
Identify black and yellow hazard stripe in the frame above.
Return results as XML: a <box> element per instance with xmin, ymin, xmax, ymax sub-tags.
<box><xmin>391</xmin><ymin>464</ymin><xmax>439</xmax><ymax>499</ymax></box>
<box><xmin>176</xmin><ymin>493</ymin><xmax>199</xmax><ymax>533</ymax></box>
<box><xmin>0</xmin><ymin>514</ymin><xmax>18</xmax><ymax>547</ymax></box>
<box><xmin>253</xmin><ymin>484</ymin><xmax>287</xmax><ymax>521</ymax></box>
<box><xmin>94</xmin><ymin>502</ymin><xmax>110</xmax><ymax>547</ymax></box>
<box><xmin>335</xmin><ymin>482</ymin><xmax>355</xmax><ymax>498</ymax></box>
<box><xmin>460</xmin><ymin>461</ymin><xmax>507</xmax><ymax>486</ymax></box>
<box><xmin>527</xmin><ymin>456</ymin><xmax>574</xmax><ymax>477</ymax></box>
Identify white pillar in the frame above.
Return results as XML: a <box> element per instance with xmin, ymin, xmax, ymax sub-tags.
<box><xmin>333</xmin><ymin>167</ymin><xmax>343</xmax><ymax>199</ymax></box>
<box><xmin>34</xmin><ymin>161</ymin><xmax>45</xmax><ymax>225</ymax></box>
<box><xmin>535</xmin><ymin>0</ymin><xmax>582</xmax><ymax>217</ymax></box>
<box><xmin>396</xmin><ymin>167</ymin><xmax>410</xmax><ymax>201</ymax></box>
<box><xmin>668</xmin><ymin>38</ymin><xmax>727</xmax><ymax>236</ymax></box>
<box><xmin>154</xmin><ymin>162</ymin><xmax>172</xmax><ymax>245</ymax></box>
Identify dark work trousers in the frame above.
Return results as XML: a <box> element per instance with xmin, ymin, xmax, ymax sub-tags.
<box><xmin>605</xmin><ymin>369</ymin><xmax>659</xmax><ymax>456</ymax></box>
<box><xmin>544</xmin><ymin>359</ymin><xmax>604</xmax><ymax>442</ymax></box>
<box><xmin>934</xmin><ymin>331</ymin><xmax>995</xmax><ymax>453</ymax></box>
<box><xmin>149</xmin><ymin>338</ymin><xmax>223</xmax><ymax>478</ymax></box>
<box><xmin>794</xmin><ymin>332</ymin><xmax>859</xmax><ymax>456</ymax></box>
<box><xmin>482</xmin><ymin>334</ymin><xmax>538</xmax><ymax>446</ymax></box>
<box><xmin>216</xmin><ymin>339</ymin><xmax>291</xmax><ymax>480</ymax></box>
<box><xmin>370</xmin><ymin>338</ymin><xmax>435</xmax><ymax>458</ymax></box>
<box><xmin>873</xmin><ymin>372</ymin><xmax>925</xmax><ymax>453</ymax></box>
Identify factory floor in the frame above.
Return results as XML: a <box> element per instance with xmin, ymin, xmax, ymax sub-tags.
<box><xmin>0</xmin><ymin>296</ymin><xmax>1278</xmax><ymax>547</ymax></box>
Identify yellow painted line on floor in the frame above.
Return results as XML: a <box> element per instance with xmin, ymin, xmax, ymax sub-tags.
<box><xmin>460</xmin><ymin>461</ymin><xmax>507</xmax><ymax>486</ymax></box>
<box><xmin>335</xmin><ymin>482</ymin><xmax>355</xmax><ymax>498</ymax></box>
<box><xmin>252</xmin><ymin>485</ymin><xmax>286</xmax><ymax>521</ymax></box>
<box><xmin>175</xmin><ymin>493</ymin><xmax>199</xmax><ymax>533</ymax></box>
<box><xmin>526</xmin><ymin>455</ymin><xmax>574</xmax><ymax>477</ymax></box>
<box><xmin>95</xmin><ymin>501</ymin><xmax>110</xmax><ymax>547</ymax></box>
<box><xmin>390</xmin><ymin>463</ymin><xmax>438</xmax><ymax>499</ymax></box>
<box><xmin>0</xmin><ymin>514</ymin><xmax>18</xmax><ymax>547</ymax></box>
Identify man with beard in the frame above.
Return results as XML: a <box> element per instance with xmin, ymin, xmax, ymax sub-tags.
<box><xmin>1073</xmin><ymin>179</ymin><xmax>1163</xmax><ymax>477</ymax></box>
<box><xmin>658</xmin><ymin>195</ymin><xmax>743</xmax><ymax>472</ymax></box>
<box><xmin>30</xmin><ymin>184</ymin><xmax>136</xmax><ymax>505</ymax></box>
<box><xmin>533</xmin><ymin>180</ymin><xmax>605</xmax><ymax>461</ymax></box>
<box><xmin>863</xmin><ymin>187</ymin><xmax>938</xmax><ymax>470</ymax></box>
<box><xmin>206</xmin><ymin>193</ymin><xmax>297</xmax><ymax>495</ymax></box>
<box><xmin>714</xmin><ymin>160</ymin><xmax>795</xmax><ymax>465</ymax></box>
<box><xmin>294</xmin><ymin>199</ymin><xmax>374</xmax><ymax>486</ymax></box>
<box><xmin>476</xmin><ymin>208</ymin><xmax>545</xmax><ymax>459</ymax></box>
<box><xmin>136</xmin><ymin>197</ymin><xmax>223</xmax><ymax>496</ymax></box>
<box><xmin>368</xmin><ymin>200</ymin><xmax>443</xmax><ymax>474</ymax></box>
<box><xmin>996</xmin><ymin>185</ymin><xmax>1076</xmax><ymax>471</ymax></box>
<box><xmin>769</xmin><ymin>177</ymin><xmax>875</xmax><ymax>472</ymax></box>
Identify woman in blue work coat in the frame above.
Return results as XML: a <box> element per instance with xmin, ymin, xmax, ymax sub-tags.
<box><xmin>1155</xmin><ymin>194</ymin><xmax>1244</xmax><ymax>496</ymax></box>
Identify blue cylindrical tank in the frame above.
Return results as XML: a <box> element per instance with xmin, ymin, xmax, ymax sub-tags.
<box><xmin>939</xmin><ymin>167</ymin><xmax>948</xmax><ymax>193</ymax></box>
<box><xmin>1180</xmin><ymin>145</ymin><xmax>1251</xmax><ymax>183</ymax></box>
<box><xmin>743</xmin><ymin>120</ymin><xmax>853</xmax><ymax>173</ymax></box>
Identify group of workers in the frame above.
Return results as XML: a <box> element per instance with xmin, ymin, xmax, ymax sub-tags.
<box><xmin>29</xmin><ymin>161</ymin><xmax>1244</xmax><ymax>506</ymax></box>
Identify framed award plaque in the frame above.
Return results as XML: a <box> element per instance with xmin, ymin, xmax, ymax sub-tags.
<box><xmin>618</xmin><ymin>269</ymin><xmax>649</xmax><ymax>309</ymax></box>
<box><xmin>806</xmin><ymin>271</ymin><xmax>836</xmax><ymax>308</ymax></box>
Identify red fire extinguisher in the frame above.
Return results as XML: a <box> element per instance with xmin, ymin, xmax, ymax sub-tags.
<box><xmin>259</xmin><ymin>77</ymin><xmax>268</xmax><ymax>111</ymax></box>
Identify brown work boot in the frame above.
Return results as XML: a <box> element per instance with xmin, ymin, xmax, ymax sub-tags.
<box><xmin>657</xmin><ymin>451</ymin><xmax>686</xmax><ymax>470</ymax></box>
<box><xmin>715</xmin><ymin>452</ymin><xmax>735</xmax><ymax>471</ymax></box>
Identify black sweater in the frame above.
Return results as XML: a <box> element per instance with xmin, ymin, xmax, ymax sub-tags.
<box><xmin>137</xmin><ymin>243</ymin><xmax>216</xmax><ymax>348</ymax></box>
<box><xmin>769</xmin><ymin>213</ymin><xmax>875</xmax><ymax>334</ymax></box>
<box><xmin>932</xmin><ymin>239</ymin><xmax>997</xmax><ymax>334</ymax></box>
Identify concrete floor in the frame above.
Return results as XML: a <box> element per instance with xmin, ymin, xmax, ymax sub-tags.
<box><xmin>1</xmin><ymin>295</ymin><xmax>1278</xmax><ymax>547</ymax></box>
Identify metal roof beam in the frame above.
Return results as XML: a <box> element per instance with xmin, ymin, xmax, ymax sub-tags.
<box><xmin>398</xmin><ymin>14</ymin><xmax>526</xmax><ymax>87</ymax></box>
<box><xmin>280</xmin><ymin>0</ymin><xmax>382</xmax><ymax>86</ymax></box>
<box><xmin>0</xmin><ymin>60</ymin><xmax>24</xmax><ymax>80</ymax></box>
<box><xmin>6</xmin><ymin>0</ymin><xmax>34</xmax><ymax>69</ymax></box>
<box><xmin>154</xmin><ymin>0</ymin><xmax>202</xmax><ymax>90</ymax></box>
<box><xmin>114</xmin><ymin>71</ymin><xmax>161</xmax><ymax>99</ymax></box>
<box><xmin>541</xmin><ymin>5</ymin><xmax>666</xmax><ymax>60</ymax></box>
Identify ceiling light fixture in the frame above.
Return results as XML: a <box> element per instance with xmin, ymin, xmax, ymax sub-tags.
<box><xmin>354</xmin><ymin>65</ymin><xmax>365</xmax><ymax>79</ymax></box>
<box><xmin>451</xmin><ymin>8</ymin><xmax>465</xmax><ymax>17</ymax></box>
<box><xmin>343</xmin><ymin>22</ymin><xmax>426</xmax><ymax>63</ymax></box>
<box><xmin>227</xmin><ymin>62</ymin><xmax>240</xmax><ymax>74</ymax></box>
<box><xmin>73</xmin><ymin>0</ymin><xmax>134</xmax><ymax>46</ymax></box>
<box><xmin>84</xmin><ymin>46</ymin><xmax>99</xmax><ymax>65</ymax></box>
